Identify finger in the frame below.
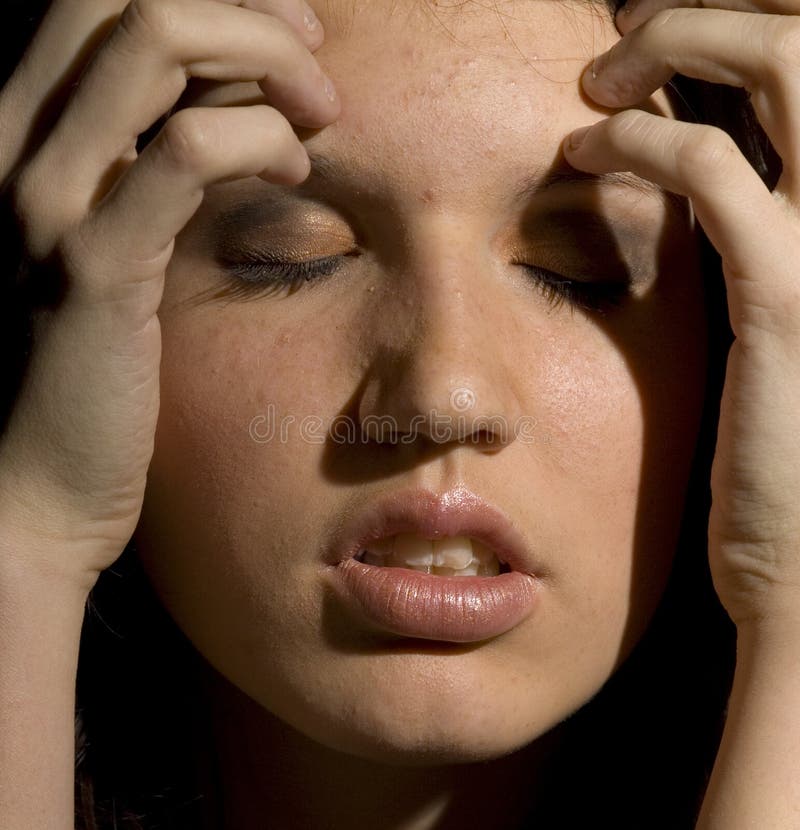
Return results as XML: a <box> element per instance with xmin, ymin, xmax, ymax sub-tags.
<box><xmin>205</xmin><ymin>0</ymin><xmax>326</xmax><ymax>49</ymax></box>
<box><xmin>0</xmin><ymin>0</ymin><xmax>128</xmax><ymax>182</ymax></box>
<box><xmin>19</xmin><ymin>0</ymin><xmax>337</xmax><ymax>252</ymax></box>
<box><xmin>616</xmin><ymin>0</ymin><xmax>800</xmax><ymax>34</ymax></box>
<box><xmin>0</xmin><ymin>0</ymin><xmax>320</xmax><ymax>181</ymax></box>
<box><xmin>253</xmin><ymin>0</ymin><xmax>326</xmax><ymax>48</ymax></box>
<box><xmin>66</xmin><ymin>105</ymin><xmax>309</xmax><ymax>314</ymax></box>
<box><xmin>563</xmin><ymin>110</ymin><xmax>797</xmax><ymax>341</ymax></box>
<box><xmin>583</xmin><ymin>9</ymin><xmax>800</xmax><ymax>186</ymax></box>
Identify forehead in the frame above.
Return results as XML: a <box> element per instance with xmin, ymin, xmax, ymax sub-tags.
<box><xmin>313</xmin><ymin>0</ymin><xmax>622</xmax><ymax>119</ymax></box>
<box><xmin>194</xmin><ymin>0</ymin><xmax>621</xmax><ymax>116</ymax></box>
<box><xmin>189</xmin><ymin>0</ymin><xmax>671</xmax><ymax>212</ymax></box>
<box><xmin>312</xmin><ymin>0</ymin><xmax>618</xmax><ymax>95</ymax></box>
<box><xmin>310</xmin><ymin>0</ymin><xmax>619</xmax><ymax>195</ymax></box>
<box><xmin>319</xmin><ymin>0</ymin><xmax>616</xmax><ymax>46</ymax></box>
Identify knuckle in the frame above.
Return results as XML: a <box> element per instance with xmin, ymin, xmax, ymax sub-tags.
<box><xmin>9</xmin><ymin>167</ymin><xmax>40</xmax><ymax>226</ymax></box>
<box><xmin>641</xmin><ymin>7</ymin><xmax>683</xmax><ymax>37</ymax></box>
<box><xmin>119</xmin><ymin>0</ymin><xmax>183</xmax><ymax>47</ymax></box>
<box><xmin>627</xmin><ymin>8</ymin><xmax>690</xmax><ymax>63</ymax></box>
<box><xmin>9</xmin><ymin>165</ymin><xmax>57</xmax><ymax>258</ymax></box>
<box><xmin>261</xmin><ymin>106</ymin><xmax>298</xmax><ymax>147</ymax></box>
<box><xmin>605</xmin><ymin>109</ymin><xmax>651</xmax><ymax>144</ymax></box>
<box><xmin>675</xmin><ymin>127</ymin><xmax>738</xmax><ymax>183</ymax></box>
<box><xmin>159</xmin><ymin>109</ymin><xmax>220</xmax><ymax>170</ymax></box>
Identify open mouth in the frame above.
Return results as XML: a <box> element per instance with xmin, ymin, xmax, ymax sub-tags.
<box><xmin>355</xmin><ymin>533</ymin><xmax>511</xmax><ymax>577</ymax></box>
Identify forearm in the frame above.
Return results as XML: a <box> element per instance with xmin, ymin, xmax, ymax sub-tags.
<box><xmin>0</xmin><ymin>561</ymin><xmax>88</xmax><ymax>830</ymax></box>
<box><xmin>696</xmin><ymin>622</ymin><xmax>800</xmax><ymax>829</ymax></box>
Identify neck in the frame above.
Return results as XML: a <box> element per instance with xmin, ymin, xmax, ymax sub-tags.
<box><xmin>195</xmin><ymin>665</ymin><xmax>563</xmax><ymax>830</ymax></box>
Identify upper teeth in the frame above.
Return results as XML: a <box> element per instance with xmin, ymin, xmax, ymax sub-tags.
<box><xmin>359</xmin><ymin>534</ymin><xmax>501</xmax><ymax>576</ymax></box>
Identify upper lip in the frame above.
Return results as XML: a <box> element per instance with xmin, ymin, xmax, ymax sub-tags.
<box><xmin>325</xmin><ymin>485</ymin><xmax>537</xmax><ymax>575</ymax></box>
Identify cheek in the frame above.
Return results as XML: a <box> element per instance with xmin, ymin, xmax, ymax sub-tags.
<box><xmin>536</xmin><ymin>339</ymin><xmax>641</xmax><ymax>478</ymax></box>
<box><xmin>153</xmin><ymin>310</ymin><xmax>346</xmax><ymax>469</ymax></box>
<box><xmin>136</xmin><ymin>309</ymin><xmax>349</xmax><ymax>638</ymax></box>
<box><xmin>525</xmin><ymin>333</ymin><xmax>649</xmax><ymax>627</ymax></box>
<box><xmin>520</xmin><ymin>297</ymin><xmax>706</xmax><ymax>655</ymax></box>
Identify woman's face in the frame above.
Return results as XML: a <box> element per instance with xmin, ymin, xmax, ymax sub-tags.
<box><xmin>136</xmin><ymin>0</ymin><xmax>706</xmax><ymax>764</ymax></box>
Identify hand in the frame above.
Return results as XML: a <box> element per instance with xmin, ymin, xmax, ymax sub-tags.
<box><xmin>563</xmin><ymin>0</ymin><xmax>800</xmax><ymax>631</ymax></box>
<box><xmin>0</xmin><ymin>0</ymin><xmax>340</xmax><ymax>594</ymax></box>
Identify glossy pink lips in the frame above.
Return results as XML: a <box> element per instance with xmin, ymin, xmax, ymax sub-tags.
<box><xmin>335</xmin><ymin>558</ymin><xmax>538</xmax><ymax>642</ymax></box>
<box><xmin>324</xmin><ymin>486</ymin><xmax>541</xmax><ymax>643</ymax></box>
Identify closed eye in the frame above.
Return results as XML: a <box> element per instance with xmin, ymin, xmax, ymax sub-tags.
<box><xmin>517</xmin><ymin>264</ymin><xmax>630</xmax><ymax>315</ymax></box>
<box><xmin>214</xmin><ymin>253</ymin><xmax>352</xmax><ymax>300</ymax></box>
<box><xmin>211</xmin><ymin>251</ymin><xmax>631</xmax><ymax>313</ymax></box>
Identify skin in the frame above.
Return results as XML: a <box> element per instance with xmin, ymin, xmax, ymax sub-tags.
<box><xmin>131</xmin><ymin>1</ymin><xmax>707</xmax><ymax>827</ymax></box>
<box><xmin>6</xmin><ymin>0</ymin><xmax>800</xmax><ymax>826</ymax></box>
<box><xmin>0</xmin><ymin>0</ymin><xmax>800</xmax><ymax>830</ymax></box>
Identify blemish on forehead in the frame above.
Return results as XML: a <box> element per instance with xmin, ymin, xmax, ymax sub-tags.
<box><xmin>315</xmin><ymin>0</ymin><xmax>619</xmax><ymax>111</ymax></box>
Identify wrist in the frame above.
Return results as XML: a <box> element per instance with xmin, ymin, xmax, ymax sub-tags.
<box><xmin>696</xmin><ymin>614</ymin><xmax>800</xmax><ymax>830</ymax></box>
<box><xmin>0</xmin><ymin>560</ymin><xmax>93</xmax><ymax>635</ymax></box>
<box><xmin>0</xmin><ymin>514</ymin><xmax>102</xmax><ymax>603</ymax></box>
<box><xmin>735</xmin><ymin>616</ymin><xmax>800</xmax><ymax>667</ymax></box>
<box><xmin>0</xmin><ymin>563</ymin><xmax>89</xmax><ymax>645</ymax></box>
<box><xmin>712</xmin><ymin>571</ymin><xmax>800</xmax><ymax>647</ymax></box>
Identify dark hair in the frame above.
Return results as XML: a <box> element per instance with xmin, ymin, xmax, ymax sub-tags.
<box><xmin>0</xmin><ymin>1</ymin><xmax>780</xmax><ymax>827</ymax></box>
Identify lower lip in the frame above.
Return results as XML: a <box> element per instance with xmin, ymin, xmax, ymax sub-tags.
<box><xmin>329</xmin><ymin>558</ymin><xmax>539</xmax><ymax>643</ymax></box>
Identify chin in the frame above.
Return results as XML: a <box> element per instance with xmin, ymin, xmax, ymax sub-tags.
<box><xmin>309</xmin><ymin>722</ymin><xmax>545</xmax><ymax>767</ymax></box>
<box><xmin>274</xmin><ymin>687</ymin><xmax>559</xmax><ymax>767</ymax></box>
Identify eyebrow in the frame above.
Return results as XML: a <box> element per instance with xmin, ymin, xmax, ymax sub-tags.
<box><xmin>514</xmin><ymin>167</ymin><xmax>689</xmax><ymax>219</ymax></box>
<box><xmin>305</xmin><ymin>152</ymin><xmax>689</xmax><ymax>220</ymax></box>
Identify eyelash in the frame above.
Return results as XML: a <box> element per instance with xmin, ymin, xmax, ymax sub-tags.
<box><xmin>516</xmin><ymin>266</ymin><xmax>628</xmax><ymax>314</ymax></box>
<box><xmin>217</xmin><ymin>254</ymin><xmax>629</xmax><ymax>313</ymax></box>
<box><xmin>217</xmin><ymin>255</ymin><xmax>345</xmax><ymax>300</ymax></box>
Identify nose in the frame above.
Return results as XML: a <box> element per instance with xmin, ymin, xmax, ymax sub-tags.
<box><xmin>357</xmin><ymin>232</ymin><xmax>526</xmax><ymax>451</ymax></box>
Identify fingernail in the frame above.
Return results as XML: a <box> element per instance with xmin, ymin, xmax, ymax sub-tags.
<box><xmin>568</xmin><ymin>126</ymin><xmax>590</xmax><ymax>150</ymax></box>
<box><xmin>304</xmin><ymin>3</ymin><xmax>319</xmax><ymax>31</ymax></box>
<box><xmin>323</xmin><ymin>74</ymin><xmax>337</xmax><ymax>103</ymax></box>
<box><xmin>590</xmin><ymin>51</ymin><xmax>609</xmax><ymax>80</ymax></box>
